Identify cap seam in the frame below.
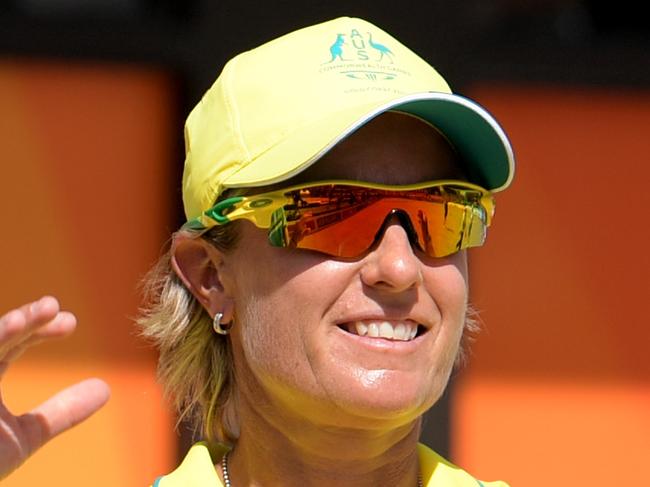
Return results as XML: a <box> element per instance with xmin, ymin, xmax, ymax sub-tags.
<box><xmin>202</xmin><ymin>54</ymin><xmax>252</xmax><ymax>206</ymax></box>
<box><xmin>223</xmin><ymin>55</ymin><xmax>252</xmax><ymax>164</ymax></box>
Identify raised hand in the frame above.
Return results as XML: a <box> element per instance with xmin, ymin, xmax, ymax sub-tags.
<box><xmin>0</xmin><ymin>296</ymin><xmax>110</xmax><ymax>479</ymax></box>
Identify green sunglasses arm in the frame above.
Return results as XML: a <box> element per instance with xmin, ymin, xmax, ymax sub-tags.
<box><xmin>204</xmin><ymin>196</ymin><xmax>246</xmax><ymax>224</ymax></box>
<box><xmin>198</xmin><ymin>194</ymin><xmax>286</xmax><ymax>229</ymax></box>
<box><xmin>181</xmin><ymin>196</ymin><xmax>246</xmax><ymax>231</ymax></box>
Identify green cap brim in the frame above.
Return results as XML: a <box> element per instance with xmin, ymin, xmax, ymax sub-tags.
<box><xmin>391</xmin><ymin>94</ymin><xmax>514</xmax><ymax>192</ymax></box>
<box><xmin>223</xmin><ymin>92</ymin><xmax>514</xmax><ymax>194</ymax></box>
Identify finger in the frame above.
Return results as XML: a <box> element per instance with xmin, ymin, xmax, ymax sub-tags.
<box><xmin>17</xmin><ymin>296</ymin><xmax>65</xmax><ymax>333</ymax></box>
<box><xmin>18</xmin><ymin>378</ymin><xmax>110</xmax><ymax>455</ymax></box>
<box><xmin>0</xmin><ymin>312</ymin><xmax>78</xmax><ymax>366</ymax></box>
<box><xmin>0</xmin><ymin>309</ymin><xmax>29</xmax><ymax>367</ymax></box>
<box><xmin>23</xmin><ymin>310</ymin><xmax>76</xmax><ymax>341</ymax></box>
<box><xmin>0</xmin><ymin>299</ymin><xmax>76</xmax><ymax>360</ymax></box>
<box><xmin>0</xmin><ymin>310</ymin><xmax>26</xmax><ymax>345</ymax></box>
<box><xmin>0</xmin><ymin>297</ymin><xmax>61</xmax><ymax>344</ymax></box>
<box><xmin>0</xmin><ymin>311</ymin><xmax>77</xmax><ymax>380</ymax></box>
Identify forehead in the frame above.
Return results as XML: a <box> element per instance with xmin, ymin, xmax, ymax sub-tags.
<box><xmin>287</xmin><ymin>111</ymin><xmax>465</xmax><ymax>186</ymax></box>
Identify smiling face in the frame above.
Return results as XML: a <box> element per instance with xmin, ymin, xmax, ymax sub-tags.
<box><xmin>218</xmin><ymin>112</ymin><xmax>469</xmax><ymax>431</ymax></box>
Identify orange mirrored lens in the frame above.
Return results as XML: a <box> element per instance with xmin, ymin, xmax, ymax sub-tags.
<box><xmin>275</xmin><ymin>187</ymin><xmax>490</xmax><ymax>258</ymax></box>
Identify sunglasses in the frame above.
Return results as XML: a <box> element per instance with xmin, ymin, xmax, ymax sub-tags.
<box><xmin>183</xmin><ymin>180</ymin><xmax>495</xmax><ymax>259</ymax></box>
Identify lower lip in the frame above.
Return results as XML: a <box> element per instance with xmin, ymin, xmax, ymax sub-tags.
<box><xmin>334</xmin><ymin>325</ymin><xmax>428</xmax><ymax>354</ymax></box>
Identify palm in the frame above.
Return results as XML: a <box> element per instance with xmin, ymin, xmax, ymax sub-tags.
<box><xmin>0</xmin><ymin>398</ymin><xmax>34</xmax><ymax>476</ymax></box>
<box><xmin>0</xmin><ymin>297</ymin><xmax>110</xmax><ymax>480</ymax></box>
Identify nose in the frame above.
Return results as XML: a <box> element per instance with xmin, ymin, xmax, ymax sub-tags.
<box><xmin>359</xmin><ymin>216</ymin><xmax>423</xmax><ymax>293</ymax></box>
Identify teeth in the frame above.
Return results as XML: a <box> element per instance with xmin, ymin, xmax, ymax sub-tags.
<box><xmin>409</xmin><ymin>326</ymin><xmax>417</xmax><ymax>340</ymax></box>
<box><xmin>368</xmin><ymin>323</ymin><xmax>379</xmax><ymax>337</ymax></box>
<box><xmin>379</xmin><ymin>322</ymin><xmax>394</xmax><ymax>339</ymax></box>
<box><xmin>355</xmin><ymin>322</ymin><xmax>368</xmax><ymax>336</ymax></box>
<box><xmin>351</xmin><ymin>321</ymin><xmax>419</xmax><ymax>341</ymax></box>
<box><xmin>394</xmin><ymin>323</ymin><xmax>406</xmax><ymax>340</ymax></box>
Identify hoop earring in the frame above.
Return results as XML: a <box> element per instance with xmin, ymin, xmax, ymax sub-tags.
<box><xmin>212</xmin><ymin>312</ymin><xmax>230</xmax><ymax>335</ymax></box>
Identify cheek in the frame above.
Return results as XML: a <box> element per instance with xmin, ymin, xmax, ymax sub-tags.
<box><xmin>431</xmin><ymin>250</ymin><xmax>467</xmax><ymax>302</ymax></box>
<box><xmin>234</xmin><ymin>270</ymin><xmax>306</xmax><ymax>376</ymax></box>
<box><xmin>229</xmin><ymin>241</ymin><xmax>352</xmax><ymax>388</ymax></box>
<box><xmin>423</xmin><ymin>254</ymin><xmax>468</xmax><ymax>361</ymax></box>
<box><xmin>230</xmin><ymin>279</ymin><xmax>311</xmax><ymax>400</ymax></box>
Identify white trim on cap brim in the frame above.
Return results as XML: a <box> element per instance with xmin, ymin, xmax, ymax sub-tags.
<box><xmin>226</xmin><ymin>92</ymin><xmax>515</xmax><ymax>193</ymax></box>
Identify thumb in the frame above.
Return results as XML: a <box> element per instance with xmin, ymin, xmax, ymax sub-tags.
<box><xmin>20</xmin><ymin>378</ymin><xmax>110</xmax><ymax>453</ymax></box>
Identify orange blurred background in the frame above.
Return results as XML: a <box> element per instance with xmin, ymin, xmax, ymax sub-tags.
<box><xmin>456</xmin><ymin>85</ymin><xmax>650</xmax><ymax>485</ymax></box>
<box><xmin>1</xmin><ymin>49</ymin><xmax>649</xmax><ymax>487</ymax></box>
<box><xmin>0</xmin><ymin>61</ymin><xmax>176</xmax><ymax>485</ymax></box>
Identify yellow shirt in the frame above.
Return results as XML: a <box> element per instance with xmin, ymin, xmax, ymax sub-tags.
<box><xmin>153</xmin><ymin>442</ymin><xmax>509</xmax><ymax>486</ymax></box>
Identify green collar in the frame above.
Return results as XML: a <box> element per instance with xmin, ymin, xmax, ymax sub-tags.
<box><xmin>154</xmin><ymin>441</ymin><xmax>508</xmax><ymax>487</ymax></box>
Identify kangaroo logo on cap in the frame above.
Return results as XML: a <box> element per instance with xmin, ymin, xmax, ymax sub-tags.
<box><xmin>326</xmin><ymin>33</ymin><xmax>349</xmax><ymax>63</ymax></box>
<box><xmin>321</xmin><ymin>28</ymin><xmax>401</xmax><ymax>81</ymax></box>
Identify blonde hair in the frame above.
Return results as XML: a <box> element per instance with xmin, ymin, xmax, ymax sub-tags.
<box><xmin>137</xmin><ymin>223</ymin><xmax>480</xmax><ymax>444</ymax></box>
<box><xmin>137</xmin><ymin>225</ymin><xmax>240</xmax><ymax>444</ymax></box>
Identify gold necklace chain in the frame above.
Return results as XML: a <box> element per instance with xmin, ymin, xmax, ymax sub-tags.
<box><xmin>221</xmin><ymin>452</ymin><xmax>423</xmax><ymax>487</ymax></box>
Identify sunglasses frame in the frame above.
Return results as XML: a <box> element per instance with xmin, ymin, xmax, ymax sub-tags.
<box><xmin>184</xmin><ymin>179</ymin><xmax>494</xmax><ymax>239</ymax></box>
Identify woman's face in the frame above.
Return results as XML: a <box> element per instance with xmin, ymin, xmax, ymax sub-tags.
<box><xmin>220</xmin><ymin>113</ymin><xmax>468</xmax><ymax>430</ymax></box>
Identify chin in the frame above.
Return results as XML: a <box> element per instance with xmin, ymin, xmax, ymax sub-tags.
<box><xmin>327</xmin><ymin>373</ymin><xmax>446</xmax><ymax>426</ymax></box>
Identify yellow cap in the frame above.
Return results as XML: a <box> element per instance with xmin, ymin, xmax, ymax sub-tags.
<box><xmin>182</xmin><ymin>17</ymin><xmax>515</xmax><ymax>220</ymax></box>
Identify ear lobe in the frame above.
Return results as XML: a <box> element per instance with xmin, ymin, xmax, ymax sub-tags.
<box><xmin>171</xmin><ymin>234</ymin><xmax>235</xmax><ymax>322</ymax></box>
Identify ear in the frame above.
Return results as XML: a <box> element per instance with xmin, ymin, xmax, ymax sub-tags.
<box><xmin>171</xmin><ymin>233</ymin><xmax>235</xmax><ymax>323</ymax></box>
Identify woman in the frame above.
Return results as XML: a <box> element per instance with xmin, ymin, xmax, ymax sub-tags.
<box><xmin>0</xmin><ymin>17</ymin><xmax>514</xmax><ymax>486</ymax></box>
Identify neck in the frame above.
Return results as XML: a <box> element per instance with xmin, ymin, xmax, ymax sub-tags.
<box><xmin>223</xmin><ymin>399</ymin><xmax>423</xmax><ymax>487</ymax></box>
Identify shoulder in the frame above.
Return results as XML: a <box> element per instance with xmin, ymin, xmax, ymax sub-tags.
<box><xmin>151</xmin><ymin>441</ymin><xmax>228</xmax><ymax>487</ymax></box>
<box><xmin>418</xmin><ymin>443</ymin><xmax>510</xmax><ymax>487</ymax></box>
